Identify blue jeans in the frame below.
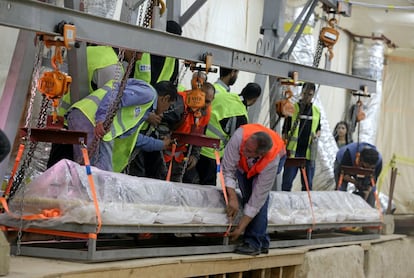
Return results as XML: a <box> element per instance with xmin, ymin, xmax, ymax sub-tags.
<box><xmin>281</xmin><ymin>159</ymin><xmax>315</xmax><ymax>191</ymax></box>
<box><xmin>67</xmin><ymin>108</ymin><xmax>113</xmax><ymax>171</ymax></box>
<box><xmin>236</xmin><ymin>170</ymin><xmax>270</xmax><ymax>250</ymax></box>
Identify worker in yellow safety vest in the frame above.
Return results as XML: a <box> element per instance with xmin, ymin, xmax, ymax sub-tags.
<box><xmin>66</xmin><ymin>79</ymin><xmax>177</xmax><ymax>172</ymax></box>
<box><xmin>281</xmin><ymin>82</ymin><xmax>321</xmax><ymax>191</ymax></box>
<box><xmin>47</xmin><ymin>45</ymin><xmax>122</xmax><ymax>168</ymax></box>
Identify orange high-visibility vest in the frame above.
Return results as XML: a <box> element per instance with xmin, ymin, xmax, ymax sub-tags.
<box><xmin>239</xmin><ymin>124</ymin><xmax>285</xmax><ymax>179</ymax></box>
<box><xmin>164</xmin><ymin>91</ymin><xmax>211</xmax><ymax>163</ymax></box>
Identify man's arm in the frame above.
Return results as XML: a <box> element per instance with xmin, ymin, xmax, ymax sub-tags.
<box><xmin>221</xmin><ymin>128</ymin><xmax>243</xmax><ymax>190</ymax></box>
<box><xmin>221</xmin><ymin>128</ymin><xmax>243</xmax><ymax>222</ymax></box>
<box><xmin>135</xmin><ymin>133</ymin><xmax>170</xmax><ymax>152</ymax></box>
<box><xmin>228</xmin><ymin>152</ymin><xmax>282</xmax><ymax>241</ymax></box>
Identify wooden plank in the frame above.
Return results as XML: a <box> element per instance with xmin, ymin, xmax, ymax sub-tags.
<box><xmin>251</xmin><ymin>269</ymin><xmax>266</xmax><ymax>278</ymax></box>
<box><xmin>228</xmin><ymin>272</ymin><xmax>243</xmax><ymax>278</ymax></box>
<box><xmin>281</xmin><ymin>266</ymin><xmax>296</xmax><ymax>278</ymax></box>
<box><xmin>270</xmin><ymin>267</ymin><xmax>282</xmax><ymax>278</ymax></box>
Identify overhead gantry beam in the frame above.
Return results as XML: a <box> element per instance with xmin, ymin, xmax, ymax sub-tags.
<box><xmin>0</xmin><ymin>0</ymin><xmax>375</xmax><ymax>92</ymax></box>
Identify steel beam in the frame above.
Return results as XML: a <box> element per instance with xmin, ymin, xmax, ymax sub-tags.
<box><xmin>0</xmin><ymin>0</ymin><xmax>376</xmax><ymax>93</ymax></box>
<box><xmin>0</xmin><ymin>30</ymin><xmax>36</xmax><ymax>180</ymax></box>
<box><xmin>232</xmin><ymin>51</ymin><xmax>373</xmax><ymax>92</ymax></box>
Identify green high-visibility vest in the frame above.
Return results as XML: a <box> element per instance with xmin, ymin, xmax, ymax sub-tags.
<box><xmin>200</xmin><ymin>84</ymin><xmax>248</xmax><ymax>159</ymax></box>
<box><xmin>134</xmin><ymin>53</ymin><xmax>176</xmax><ymax>83</ymax></box>
<box><xmin>286</xmin><ymin>103</ymin><xmax>320</xmax><ymax>160</ymax></box>
<box><xmin>58</xmin><ymin>46</ymin><xmax>119</xmax><ymax>118</ymax></box>
<box><xmin>69</xmin><ymin>81</ymin><xmax>115</xmax><ymax>125</ymax></box>
<box><xmin>70</xmin><ymin>80</ymin><xmax>155</xmax><ymax>172</ymax></box>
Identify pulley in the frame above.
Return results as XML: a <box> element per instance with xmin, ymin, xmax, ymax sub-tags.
<box><xmin>186</xmin><ymin>71</ymin><xmax>207</xmax><ymax>118</ymax></box>
<box><xmin>319</xmin><ymin>18</ymin><xmax>339</xmax><ymax>61</ymax></box>
<box><xmin>37</xmin><ymin>45</ymin><xmax>72</xmax><ymax>125</ymax></box>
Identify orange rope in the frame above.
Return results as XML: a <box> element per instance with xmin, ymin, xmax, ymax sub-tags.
<box><xmin>166</xmin><ymin>143</ymin><xmax>176</xmax><ymax>181</ymax></box>
<box><xmin>300</xmin><ymin>167</ymin><xmax>316</xmax><ymax>233</ymax></box>
<box><xmin>214</xmin><ymin>150</ymin><xmax>232</xmax><ymax>236</ymax></box>
<box><xmin>337</xmin><ymin>172</ymin><xmax>344</xmax><ymax>190</ymax></box>
<box><xmin>4</xmin><ymin>144</ymin><xmax>25</xmax><ymax>197</ymax></box>
<box><xmin>81</xmin><ymin>147</ymin><xmax>102</xmax><ymax>234</ymax></box>
<box><xmin>214</xmin><ymin>150</ymin><xmax>228</xmax><ymax>204</ymax></box>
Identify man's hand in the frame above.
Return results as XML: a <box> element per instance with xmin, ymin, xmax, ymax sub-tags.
<box><xmin>228</xmin><ymin>215</ymin><xmax>252</xmax><ymax>241</ymax></box>
<box><xmin>226</xmin><ymin>197</ymin><xmax>239</xmax><ymax>220</ymax></box>
<box><xmin>147</xmin><ymin>112</ymin><xmax>163</xmax><ymax>126</ymax></box>
<box><xmin>228</xmin><ymin>227</ymin><xmax>243</xmax><ymax>241</ymax></box>
<box><xmin>162</xmin><ymin>137</ymin><xmax>172</xmax><ymax>150</ymax></box>
<box><xmin>94</xmin><ymin>122</ymin><xmax>106</xmax><ymax>138</ymax></box>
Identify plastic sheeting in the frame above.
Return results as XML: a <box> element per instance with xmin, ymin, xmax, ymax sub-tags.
<box><xmin>377</xmin><ymin>53</ymin><xmax>414</xmax><ymax>214</ymax></box>
<box><xmin>350</xmin><ymin>42</ymin><xmax>384</xmax><ymax>144</ymax></box>
<box><xmin>284</xmin><ymin>5</ymin><xmax>338</xmax><ymax>190</ymax></box>
<box><xmin>0</xmin><ymin>159</ymin><xmax>380</xmax><ymax>229</ymax></box>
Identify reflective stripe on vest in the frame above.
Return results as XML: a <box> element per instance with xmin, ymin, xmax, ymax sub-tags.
<box><xmin>287</xmin><ymin>103</ymin><xmax>320</xmax><ymax>159</ymax></box>
<box><xmin>103</xmin><ymin>96</ymin><xmax>154</xmax><ymax>141</ymax></box>
<box><xmin>200</xmin><ymin>85</ymin><xmax>248</xmax><ymax>159</ymax></box>
<box><xmin>87</xmin><ymin>46</ymin><xmax>119</xmax><ymax>93</ymax></box>
<box><xmin>157</xmin><ymin>56</ymin><xmax>175</xmax><ymax>83</ymax></box>
<box><xmin>69</xmin><ymin>83</ymin><xmax>114</xmax><ymax>125</ymax></box>
<box><xmin>134</xmin><ymin>52</ymin><xmax>151</xmax><ymax>83</ymax></box>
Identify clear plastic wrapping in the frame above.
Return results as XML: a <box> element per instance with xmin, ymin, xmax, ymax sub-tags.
<box><xmin>0</xmin><ymin>160</ymin><xmax>380</xmax><ymax>228</ymax></box>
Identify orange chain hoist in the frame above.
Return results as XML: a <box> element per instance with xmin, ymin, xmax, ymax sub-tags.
<box><xmin>319</xmin><ymin>18</ymin><xmax>340</xmax><ymax>61</ymax></box>
<box><xmin>37</xmin><ymin>21</ymin><xmax>76</xmax><ymax>126</ymax></box>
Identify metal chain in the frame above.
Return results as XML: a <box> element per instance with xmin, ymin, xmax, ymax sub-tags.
<box><xmin>177</xmin><ymin>62</ymin><xmax>190</xmax><ymax>87</ymax></box>
<box><xmin>9</xmin><ymin>40</ymin><xmax>44</xmax><ymax>200</ymax></box>
<box><xmin>137</xmin><ymin>1</ymin><xmax>144</xmax><ymax>26</ymax></box>
<box><xmin>13</xmin><ymin>39</ymin><xmax>45</xmax><ymax>255</ymax></box>
<box><xmin>10</xmin><ymin>96</ymin><xmax>49</xmax><ymax>201</ymax></box>
<box><xmin>88</xmin><ymin>53</ymin><xmax>137</xmax><ymax>159</ymax></box>
<box><xmin>103</xmin><ymin>54</ymin><xmax>136</xmax><ymax>131</ymax></box>
<box><xmin>313</xmin><ymin>40</ymin><xmax>325</xmax><ymax>68</ymax></box>
<box><xmin>142</xmin><ymin>0</ymin><xmax>154</xmax><ymax>28</ymax></box>
<box><xmin>113</xmin><ymin>48</ymin><xmax>125</xmax><ymax>88</ymax></box>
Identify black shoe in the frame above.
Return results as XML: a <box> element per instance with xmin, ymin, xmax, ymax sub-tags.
<box><xmin>261</xmin><ymin>248</ymin><xmax>269</xmax><ymax>254</ymax></box>
<box><xmin>234</xmin><ymin>243</ymin><xmax>261</xmax><ymax>256</ymax></box>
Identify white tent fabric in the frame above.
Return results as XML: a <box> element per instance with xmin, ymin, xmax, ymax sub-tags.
<box><xmin>377</xmin><ymin>55</ymin><xmax>414</xmax><ymax>214</ymax></box>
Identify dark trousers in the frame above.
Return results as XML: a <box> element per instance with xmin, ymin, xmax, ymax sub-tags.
<box><xmin>237</xmin><ymin>170</ymin><xmax>270</xmax><ymax>250</ymax></box>
<box><xmin>281</xmin><ymin>159</ymin><xmax>315</xmax><ymax>191</ymax></box>
<box><xmin>126</xmin><ymin>149</ymin><xmax>167</xmax><ymax>180</ymax></box>
<box><xmin>196</xmin><ymin>155</ymin><xmax>217</xmax><ymax>185</ymax></box>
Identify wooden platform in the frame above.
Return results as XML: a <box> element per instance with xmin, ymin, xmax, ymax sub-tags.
<box><xmin>5</xmin><ymin>234</ymin><xmax>407</xmax><ymax>278</ymax></box>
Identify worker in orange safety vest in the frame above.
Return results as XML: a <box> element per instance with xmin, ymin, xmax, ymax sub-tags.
<box><xmin>164</xmin><ymin>75</ymin><xmax>216</xmax><ymax>183</ymax></box>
